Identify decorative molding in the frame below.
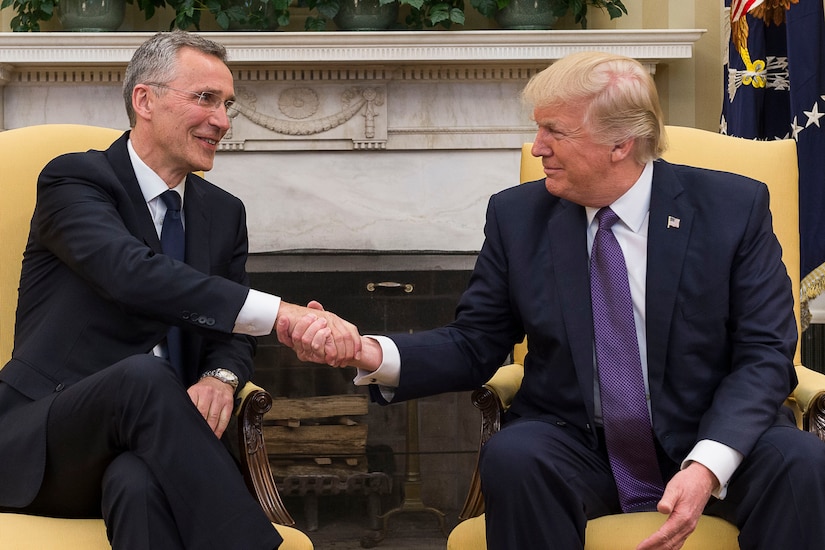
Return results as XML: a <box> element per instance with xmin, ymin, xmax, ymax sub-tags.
<box><xmin>5</xmin><ymin>67</ymin><xmax>125</xmax><ymax>84</ymax></box>
<box><xmin>0</xmin><ymin>64</ymin><xmax>12</xmax><ymax>85</ymax></box>
<box><xmin>219</xmin><ymin>83</ymin><xmax>388</xmax><ymax>151</ymax></box>
<box><xmin>0</xmin><ymin>30</ymin><xmax>705</xmax><ymax>85</ymax></box>
<box><xmin>233</xmin><ymin>86</ymin><xmax>384</xmax><ymax>137</ymax></box>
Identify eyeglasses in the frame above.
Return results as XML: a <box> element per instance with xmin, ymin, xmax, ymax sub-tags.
<box><xmin>145</xmin><ymin>83</ymin><xmax>237</xmax><ymax>115</ymax></box>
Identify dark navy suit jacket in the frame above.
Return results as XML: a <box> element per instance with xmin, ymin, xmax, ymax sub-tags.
<box><xmin>379</xmin><ymin>159</ymin><xmax>798</xmax><ymax>466</ymax></box>
<box><xmin>0</xmin><ymin>132</ymin><xmax>255</xmax><ymax>507</ymax></box>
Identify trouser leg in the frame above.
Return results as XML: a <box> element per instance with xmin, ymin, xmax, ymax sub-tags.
<box><xmin>479</xmin><ymin>419</ymin><xmax>621</xmax><ymax>550</ymax></box>
<box><xmin>23</xmin><ymin>355</ymin><xmax>282</xmax><ymax>550</ymax></box>
<box><xmin>102</xmin><ymin>452</ymin><xmax>185</xmax><ymax>550</ymax></box>
<box><xmin>707</xmin><ymin>418</ymin><xmax>825</xmax><ymax>550</ymax></box>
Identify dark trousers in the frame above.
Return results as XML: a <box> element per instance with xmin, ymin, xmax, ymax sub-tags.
<box><xmin>479</xmin><ymin>416</ymin><xmax>825</xmax><ymax>550</ymax></box>
<box><xmin>16</xmin><ymin>354</ymin><xmax>282</xmax><ymax>550</ymax></box>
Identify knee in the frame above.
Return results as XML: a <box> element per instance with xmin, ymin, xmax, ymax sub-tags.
<box><xmin>103</xmin><ymin>356</ymin><xmax>195</xmax><ymax>427</ymax></box>
<box><xmin>479</xmin><ymin>424</ymin><xmax>547</xmax><ymax>491</ymax></box>
<box><xmin>782</xmin><ymin>430</ymin><xmax>825</xmax><ymax>472</ymax></box>
<box><xmin>749</xmin><ymin>427</ymin><xmax>825</xmax><ymax>490</ymax></box>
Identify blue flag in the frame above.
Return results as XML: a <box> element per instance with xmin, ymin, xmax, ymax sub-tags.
<box><xmin>722</xmin><ymin>0</ymin><xmax>825</xmax><ymax>329</ymax></box>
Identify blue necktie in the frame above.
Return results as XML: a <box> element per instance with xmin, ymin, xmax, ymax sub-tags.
<box><xmin>590</xmin><ymin>207</ymin><xmax>664</xmax><ymax>512</ymax></box>
<box><xmin>160</xmin><ymin>190</ymin><xmax>185</xmax><ymax>377</ymax></box>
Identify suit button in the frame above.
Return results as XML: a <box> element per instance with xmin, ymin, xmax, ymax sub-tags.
<box><xmin>182</xmin><ymin>311</ymin><xmax>191</xmax><ymax>320</ymax></box>
<box><xmin>55</xmin><ymin>383</ymin><xmax>65</xmax><ymax>392</ymax></box>
<box><xmin>198</xmin><ymin>315</ymin><xmax>208</xmax><ymax>324</ymax></box>
<box><xmin>206</xmin><ymin>318</ymin><xmax>215</xmax><ymax>326</ymax></box>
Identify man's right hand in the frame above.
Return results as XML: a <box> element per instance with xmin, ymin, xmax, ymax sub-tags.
<box><xmin>275</xmin><ymin>300</ymin><xmax>361</xmax><ymax>367</ymax></box>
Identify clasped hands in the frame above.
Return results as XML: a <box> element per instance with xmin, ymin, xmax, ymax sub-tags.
<box><xmin>187</xmin><ymin>301</ymin><xmax>365</xmax><ymax>439</ymax></box>
<box><xmin>275</xmin><ymin>300</ymin><xmax>380</xmax><ymax>370</ymax></box>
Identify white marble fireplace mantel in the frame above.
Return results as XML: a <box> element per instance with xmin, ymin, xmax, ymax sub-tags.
<box><xmin>0</xmin><ymin>30</ymin><xmax>704</xmax><ymax>254</ymax></box>
<box><xmin>0</xmin><ymin>29</ymin><xmax>702</xmax><ymax>66</ymax></box>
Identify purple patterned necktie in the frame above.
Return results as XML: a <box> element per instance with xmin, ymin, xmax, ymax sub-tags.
<box><xmin>590</xmin><ymin>207</ymin><xmax>664</xmax><ymax>512</ymax></box>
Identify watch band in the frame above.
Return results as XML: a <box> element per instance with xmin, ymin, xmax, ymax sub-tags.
<box><xmin>200</xmin><ymin>368</ymin><xmax>239</xmax><ymax>391</ymax></box>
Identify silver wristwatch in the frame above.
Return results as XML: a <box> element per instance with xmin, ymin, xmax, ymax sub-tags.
<box><xmin>200</xmin><ymin>368</ymin><xmax>239</xmax><ymax>392</ymax></box>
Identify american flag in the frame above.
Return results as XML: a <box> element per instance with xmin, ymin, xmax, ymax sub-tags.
<box><xmin>722</xmin><ymin>0</ymin><xmax>825</xmax><ymax>330</ymax></box>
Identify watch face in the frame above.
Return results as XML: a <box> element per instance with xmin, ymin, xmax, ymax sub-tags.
<box><xmin>206</xmin><ymin>369</ymin><xmax>238</xmax><ymax>388</ymax></box>
<box><xmin>221</xmin><ymin>370</ymin><xmax>238</xmax><ymax>387</ymax></box>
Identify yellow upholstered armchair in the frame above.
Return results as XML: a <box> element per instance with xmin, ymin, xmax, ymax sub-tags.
<box><xmin>0</xmin><ymin>124</ymin><xmax>312</xmax><ymax>549</ymax></box>
<box><xmin>447</xmin><ymin>126</ymin><xmax>825</xmax><ymax>550</ymax></box>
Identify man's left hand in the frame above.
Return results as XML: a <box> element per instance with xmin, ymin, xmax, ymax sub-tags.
<box><xmin>188</xmin><ymin>376</ymin><xmax>235</xmax><ymax>438</ymax></box>
<box><xmin>636</xmin><ymin>462</ymin><xmax>718</xmax><ymax>550</ymax></box>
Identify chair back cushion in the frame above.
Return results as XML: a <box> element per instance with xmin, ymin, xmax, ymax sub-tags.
<box><xmin>0</xmin><ymin>124</ymin><xmax>124</xmax><ymax>365</ymax></box>
<box><xmin>660</xmin><ymin>126</ymin><xmax>800</xmax><ymax>363</ymax></box>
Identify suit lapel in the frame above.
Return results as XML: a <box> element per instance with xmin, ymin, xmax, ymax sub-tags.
<box><xmin>646</xmin><ymin>161</ymin><xmax>694</xmax><ymax>399</ymax></box>
<box><xmin>546</xmin><ymin>201</ymin><xmax>597</xmax><ymax>420</ymax></box>
<box><xmin>105</xmin><ymin>132</ymin><xmax>163</xmax><ymax>254</ymax></box>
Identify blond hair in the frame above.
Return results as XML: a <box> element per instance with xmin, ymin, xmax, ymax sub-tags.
<box><xmin>522</xmin><ymin>51</ymin><xmax>667</xmax><ymax>163</ymax></box>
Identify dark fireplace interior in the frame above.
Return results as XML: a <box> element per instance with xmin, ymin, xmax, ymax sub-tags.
<box><xmin>247</xmin><ymin>252</ymin><xmax>482</xmax><ymax>535</ymax></box>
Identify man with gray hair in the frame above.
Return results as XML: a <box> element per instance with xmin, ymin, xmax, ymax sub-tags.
<box><xmin>0</xmin><ymin>30</ymin><xmax>358</xmax><ymax>549</ymax></box>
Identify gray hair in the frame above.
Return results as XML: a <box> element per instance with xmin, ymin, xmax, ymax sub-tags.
<box><xmin>122</xmin><ymin>30</ymin><xmax>229</xmax><ymax>127</ymax></box>
<box><xmin>521</xmin><ymin>51</ymin><xmax>667</xmax><ymax>164</ymax></box>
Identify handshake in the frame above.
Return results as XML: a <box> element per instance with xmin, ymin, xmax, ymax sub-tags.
<box><xmin>274</xmin><ymin>300</ymin><xmax>381</xmax><ymax>372</ymax></box>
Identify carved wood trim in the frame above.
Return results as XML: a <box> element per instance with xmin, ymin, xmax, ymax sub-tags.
<box><xmin>804</xmin><ymin>391</ymin><xmax>825</xmax><ymax>442</ymax></box>
<box><xmin>457</xmin><ymin>384</ymin><xmax>505</xmax><ymax>521</ymax></box>
<box><xmin>237</xmin><ymin>387</ymin><xmax>296</xmax><ymax>526</ymax></box>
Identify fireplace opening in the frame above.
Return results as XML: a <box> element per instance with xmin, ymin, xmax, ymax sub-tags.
<box><xmin>247</xmin><ymin>251</ymin><xmax>482</xmax><ymax>536</ymax></box>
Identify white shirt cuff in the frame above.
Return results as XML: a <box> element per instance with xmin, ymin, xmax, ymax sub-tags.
<box><xmin>233</xmin><ymin>289</ymin><xmax>280</xmax><ymax>336</ymax></box>
<box><xmin>353</xmin><ymin>336</ymin><xmax>400</xmax><ymax>401</ymax></box>
<box><xmin>681</xmin><ymin>439</ymin><xmax>744</xmax><ymax>500</ymax></box>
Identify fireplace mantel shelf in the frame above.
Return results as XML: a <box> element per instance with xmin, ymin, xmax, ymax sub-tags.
<box><xmin>0</xmin><ymin>29</ymin><xmax>704</xmax><ymax>68</ymax></box>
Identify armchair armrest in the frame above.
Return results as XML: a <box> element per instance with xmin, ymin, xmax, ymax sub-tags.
<box><xmin>234</xmin><ymin>382</ymin><xmax>296</xmax><ymax>526</ymax></box>
<box><xmin>484</xmin><ymin>363</ymin><xmax>525</xmax><ymax>410</ymax></box>
<box><xmin>787</xmin><ymin>365</ymin><xmax>825</xmax><ymax>441</ymax></box>
<box><xmin>458</xmin><ymin>362</ymin><xmax>525</xmax><ymax>521</ymax></box>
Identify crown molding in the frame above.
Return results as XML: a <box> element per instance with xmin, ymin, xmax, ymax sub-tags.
<box><xmin>0</xmin><ymin>29</ymin><xmax>705</xmax><ymax>69</ymax></box>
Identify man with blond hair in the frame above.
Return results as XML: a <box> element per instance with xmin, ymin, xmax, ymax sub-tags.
<box><xmin>285</xmin><ymin>52</ymin><xmax>825</xmax><ymax>549</ymax></box>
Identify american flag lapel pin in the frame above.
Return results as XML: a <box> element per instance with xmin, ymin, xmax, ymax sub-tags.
<box><xmin>667</xmin><ymin>216</ymin><xmax>681</xmax><ymax>229</ymax></box>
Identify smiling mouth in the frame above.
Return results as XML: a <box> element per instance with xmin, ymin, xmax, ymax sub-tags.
<box><xmin>202</xmin><ymin>137</ymin><xmax>218</xmax><ymax>146</ymax></box>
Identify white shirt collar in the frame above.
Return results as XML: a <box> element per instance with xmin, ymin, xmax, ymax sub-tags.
<box><xmin>127</xmin><ymin>138</ymin><xmax>186</xmax><ymax>204</ymax></box>
<box><xmin>584</xmin><ymin>161</ymin><xmax>653</xmax><ymax>233</ymax></box>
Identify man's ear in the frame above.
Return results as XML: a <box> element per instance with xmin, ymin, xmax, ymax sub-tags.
<box><xmin>132</xmin><ymin>84</ymin><xmax>153</xmax><ymax>122</ymax></box>
<box><xmin>611</xmin><ymin>137</ymin><xmax>636</xmax><ymax>162</ymax></box>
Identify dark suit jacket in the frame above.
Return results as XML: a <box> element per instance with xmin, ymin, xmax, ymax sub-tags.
<box><xmin>0</xmin><ymin>132</ymin><xmax>255</xmax><ymax>507</ymax></box>
<box><xmin>380</xmin><ymin>159</ymin><xmax>798</xmax><ymax>466</ymax></box>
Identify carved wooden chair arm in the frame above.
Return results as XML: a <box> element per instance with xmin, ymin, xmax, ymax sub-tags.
<box><xmin>458</xmin><ymin>363</ymin><xmax>525</xmax><ymax>521</ymax></box>
<box><xmin>235</xmin><ymin>382</ymin><xmax>296</xmax><ymax>526</ymax></box>
<box><xmin>788</xmin><ymin>365</ymin><xmax>825</xmax><ymax>442</ymax></box>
